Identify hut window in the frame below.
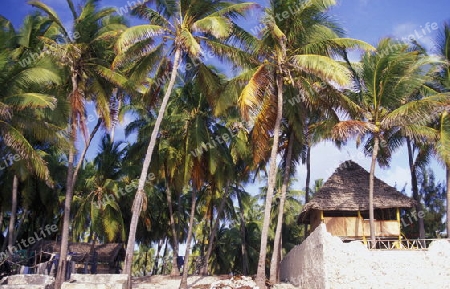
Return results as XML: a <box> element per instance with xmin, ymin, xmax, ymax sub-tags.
<box><xmin>323</xmin><ymin>211</ymin><xmax>359</xmax><ymax>218</ymax></box>
<box><xmin>358</xmin><ymin>209</ymin><xmax>397</xmax><ymax>220</ymax></box>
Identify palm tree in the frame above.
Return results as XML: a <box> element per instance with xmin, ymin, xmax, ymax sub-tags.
<box><xmin>237</xmin><ymin>0</ymin><xmax>370</xmax><ymax>285</ymax></box>
<box><xmin>332</xmin><ymin>38</ymin><xmax>449</xmax><ymax>245</ymax></box>
<box><xmin>114</xmin><ymin>1</ymin><xmax>256</xmax><ymax>285</ymax></box>
<box><xmin>433</xmin><ymin>23</ymin><xmax>450</xmax><ymax>236</ymax></box>
<box><xmin>72</xmin><ymin>136</ymin><xmax>127</xmax><ymax>243</ymax></box>
<box><xmin>0</xmin><ymin>15</ymin><xmax>61</xmax><ymax>254</ymax></box>
<box><xmin>28</xmin><ymin>1</ymin><xmax>127</xmax><ymax>287</ymax></box>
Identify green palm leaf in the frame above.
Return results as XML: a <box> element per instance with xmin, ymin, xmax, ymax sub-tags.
<box><xmin>115</xmin><ymin>24</ymin><xmax>166</xmax><ymax>54</ymax></box>
<box><xmin>28</xmin><ymin>1</ymin><xmax>70</xmax><ymax>39</ymax></box>
<box><xmin>193</xmin><ymin>16</ymin><xmax>232</xmax><ymax>39</ymax></box>
<box><xmin>291</xmin><ymin>54</ymin><xmax>351</xmax><ymax>86</ymax></box>
<box><xmin>436</xmin><ymin>112</ymin><xmax>450</xmax><ymax>165</ymax></box>
<box><xmin>179</xmin><ymin>29</ymin><xmax>201</xmax><ymax>57</ymax></box>
<box><xmin>0</xmin><ymin>120</ymin><xmax>50</xmax><ymax>180</ymax></box>
<box><xmin>382</xmin><ymin>94</ymin><xmax>450</xmax><ymax>128</ymax></box>
<box><xmin>4</xmin><ymin>93</ymin><xmax>57</xmax><ymax>110</ymax></box>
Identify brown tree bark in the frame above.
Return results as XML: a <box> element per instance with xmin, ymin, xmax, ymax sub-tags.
<box><xmin>368</xmin><ymin>135</ymin><xmax>380</xmax><ymax>247</ymax></box>
<box><xmin>7</xmin><ymin>175</ymin><xmax>18</xmax><ymax>254</ymax></box>
<box><xmin>179</xmin><ymin>190</ymin><xmax>197</xmax><ymax>289</ymax></box>
<box><xmin>255</xmin><ymin>70</ymin><xmax>284</xmax><ymax>289</ymax></box>
<box><xmin>123</xmin><ymin>47</ymin><xmax>182</xmax><ymax>289</ymax></box>
<box><xmin>269</xmin><ymin>132</ymin><xmax>294</xmax><ymax>283</ymax></box>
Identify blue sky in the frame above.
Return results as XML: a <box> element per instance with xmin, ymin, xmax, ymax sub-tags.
<box><xmin>1</xmin><ymin>0</ymin><xmax>448</xmax><ymax>193</ymax></box>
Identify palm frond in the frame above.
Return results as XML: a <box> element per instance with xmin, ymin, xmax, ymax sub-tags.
<box><xmin>3</xmin><ymin>93</ymin><xmax>57</xmax><ymax>110</ymax></box>
<box><xmin>179</xmin><ymin>29</ymin><xmax>201</xmax><ymax>57</ymax></box>
<box><xmin>131</xmin><ymin>5</ymin><xmax>171</xmax><ymax>27</ymax></box>
<box><xmin>192</xmin><ymin>16</ymin><xmax>232</xmax><ymax>39</ymax></box>
<box><xmin>382</xmin><ymin>93</ymin><xmax>450</xmax><ymax>128</ymax></box>
<box><xmin>0</xmin><ymin>120</ymin><xmax>50</xmax><ymax>180</ymax></box>
<box><xmin>331</xmin><ymin>120</ymin><xmax>375</xmax><ymax>141</ymax></box>
<box><xmin>291</xmin><ymin>54</ymin><xmax>351</xmax><ymax>86</ymax></box>
<box><xmin>115</xmin><ymin>24</ymin><xmax>165</xmax><ymax>54</ymax></box>
<box><xmin>10</xmin><ymin>67</ymin><xmax>60</xmax><ymax>92</ymax></box>
<box><xmin>436</xmin><ymin>112</ymin><xmax>450</xmax><ymax>165</ymax></box>
<box><xmin>28</xmin><ymin>0</ymin><xmax>70</xmax><ymax>39</ymax></box>
<box><xmin>238</xmin><ymin>64</ymin><xmax>272</xmax><ymax>122</ymax></box>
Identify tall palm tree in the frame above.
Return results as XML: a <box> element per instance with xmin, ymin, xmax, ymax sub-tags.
<box><xmin>114</xmin><ymin>1</ymin><xmax>256</xmax><ymax>285</ymax></box>
<box><xmin>28</xmin><ymin>1</ymin><xmax>127</xmax><ymax>287</ymax></box>
<box><xmin>237</xmin><ymin>0</ymin><xmax>370</xmax><ymax>285</ymax></box>
<box><xmin>332</xmin><ymin>38</ymin><xmax>450</xmax><ymax>245</ymax></box>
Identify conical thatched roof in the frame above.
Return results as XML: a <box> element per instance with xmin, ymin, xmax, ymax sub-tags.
<box><xmin>299</xmin><ymin>160</ymin><xmax>415</xmax><ymax>223</ymax></box>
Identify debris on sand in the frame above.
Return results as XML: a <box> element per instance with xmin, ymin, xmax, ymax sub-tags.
<box><xmin>209</xmin><ymin>275</ymin><xmax>258</xmax><ymax>289</ymax></box>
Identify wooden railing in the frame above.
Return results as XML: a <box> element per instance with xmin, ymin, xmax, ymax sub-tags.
<box><xmin>362</xmin><ymin>238</ymin><xmax>449</xmax><ymax>250</ymax></box>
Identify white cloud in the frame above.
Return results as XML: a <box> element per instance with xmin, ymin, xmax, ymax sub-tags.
<box><xmin>392</xmin><ymin>22</ymin><xmax>418</xmax><ymax>38</ymax></box>
<box><xmin>378</xmin><ymin>165</ymin><xmax>411</xmax><ymax>195</ymax></box>
<box><xmin>392</xmin><ymin>22</ymin><xmax>440</xmax><ymax>52</ymax></box>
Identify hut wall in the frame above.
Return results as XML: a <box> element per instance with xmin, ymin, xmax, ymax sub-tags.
<box><xmin>310</xmin><ymin>209</ymin><xmax>322</xmax><ymax>232</ymax></box>
<box><xmin>280</xmin><ymin>224</ymin><xmax>450</xmax><ymax>289</ymax></box>
<box><xmin>323</xmin><ymin>217</ymin><xmax>400</xmax><ymax>238</ymax></box>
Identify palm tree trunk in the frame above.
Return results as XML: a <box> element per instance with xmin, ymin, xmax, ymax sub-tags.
<box><xmin>166</xmin><ymin>181</ymin><xmax>180</xmax><ymax>276</ymax></box>
<box><xmin>55</xmin><ymin>138</ymin><xmax>75</xmax><ymax>289</ymax></box>
<box><xmin>124</xmin><ymin>47</ymin><xmax>182</xmax><ymax>289</ymax></box>
<box><xmin>369</xmin><ymin>135</ymin><xmax>379</xmax><ymax>247</ymax></box>
<box><xmin>406</xmin><ymin>138</ymin><xmax>425</xmax><ymax>239</ymax></box>
<box><xmin>0</xmin><ymin>208</ymin><xmax>4</xmax><ymax>239</ymax></box>
<box><xmin>200</xmin><ymin>185</ymin><xmax>229</xmax><ymax>275</ymax></box>
<box><xmin>255</xmin><ymin>71</ymin><xmax>284</xmax><ymax>289</ymax></box>
<box><xmin>179</xmin><ymin>189</ymin><xmax>197</xmax><ymax>289</ymax></box>
<box><xmin>55</xmin><ymin>71</ymin><xmax>79</xmax><ymax>289</ymax></box>
<box><xmin>161</xmin><ymin>239</ymin><xmax>169</xmax><ymax>274</ymax></box>
<box><xmin>269</xmin><ymin>132</ymin><xmax>294</xmax><ymax>283</ymax></box>
<box><xmin>153</xmin><ymin>238</ymin><xmax>164</xmax><ymax>275</ymax></box>
<box><xmin>12</xmin><ymin>209</ymin><xmax>29</xmax><ymax>246</ymax></box>
<box><xmin>236</xmin><ymin>191</ymin><xmax>249</xmax><ymax>275</ymax></box>
<box><xmin>304</xmin><ymin>145</ymin><xmax>311</xmax><ymax>239</ymax></box>
<box><xmin>7</xmin><ymin>175</ymin><xmax>18</xmax><ymax>254</ymax></box>
<box><xmin>446</xmin><ymin>165</ymin><xmax>450</xmax><ymax>238</ymax></box>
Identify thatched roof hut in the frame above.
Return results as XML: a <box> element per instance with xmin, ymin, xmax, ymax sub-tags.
<box><xmin>299</xmin><ymin>160</ymin><xmax>415</xmax><ymax>239</ymax></box>
<box><xmin>30</xmin><ymin>240</ymin><xmax>125</xmax><ymax>269</ymax></box>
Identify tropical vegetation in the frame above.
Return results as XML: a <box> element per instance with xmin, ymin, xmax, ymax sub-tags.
<box><xmin>0</xmin><ymin>1</ymin><xmax>449</xmax><ymax>289</ymax></box>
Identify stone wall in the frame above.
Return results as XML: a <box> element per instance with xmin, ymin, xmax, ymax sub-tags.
<box><xmin>280</xmin><ymin>224</ymin><xmax>450</xmax><ymax>289</ymax></box>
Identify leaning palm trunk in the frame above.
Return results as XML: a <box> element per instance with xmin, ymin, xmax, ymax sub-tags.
<box><xmin>7</xmin><ymin>175</ymin><xmax>18</xmax><ymax>254</ymax></box>
<box><xmin>124</xmin><ymin>47</ymin><xmax>182</xmax><ymax>289</ymax></box>
<box><xmin>255</xmin><ymin>72</ymin><xmax>284</xmax><ymax>289</ymax></box>
<box><xmin>200</xmin><ymin>186</ymin><xmax>229</xmax><ymax>275</ymax></box>
<box><xmin>179</xmin><ymin>190</ymin><xmax>197</xmax><ymax>289</ymax></box>
<box><xmin>269</xmin><ymin>132</ymin><xmax>294</xmax><ymax>283</ymax></box>
<box><xmin>368</xmin><ymin>135</ymin><xmax>379</xmax><ymax>247</ymax></box>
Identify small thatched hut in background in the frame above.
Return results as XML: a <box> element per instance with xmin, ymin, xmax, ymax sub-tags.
<box><xmin>299</xmin><ymin>160</ymin><xmax>415</xmax><ymax>241</ymax></box>
<box><xmin>30</xmin><ymin>240</ymin><xmax>125</xmax><ymax>274</ymax></box>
